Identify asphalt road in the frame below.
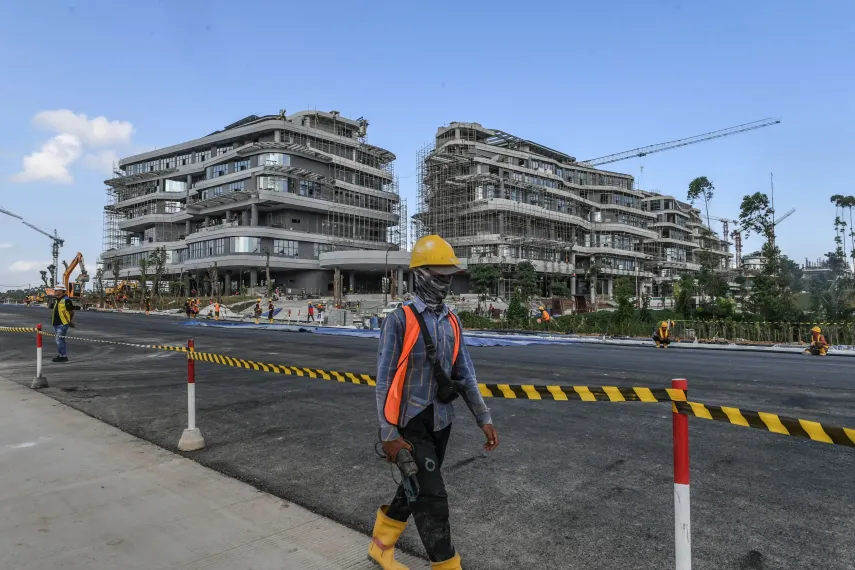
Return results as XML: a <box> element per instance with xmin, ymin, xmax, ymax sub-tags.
<box><xmin>1</xmin><ymin>305</ymin><xmax>853</xmax><ymax>570</ymax></box>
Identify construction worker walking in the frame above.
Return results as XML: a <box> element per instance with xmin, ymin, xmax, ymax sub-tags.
<box><xmin>144</xmin><ymin>295</ymin><xmax>152</xmax><ymax>315</ymax></box>
<box><xmin>268</xmin><ymin>300</ymin><xmax>275</xmax><ymax>324</ymax></box>
<box><xmin>254</xmin><ymin>299</ymin><xmax>262</xmax><ymax>324</ymax></box>
<box><xmin>370</xmin><ymin>234</ymin><xmax>498</xmax><ymax>570</ymax></box>
<box><xmin>214</xmin><ymin>300</ymin><xmax>221</xmax><ymax>321</ymax></box>
<box><xmin>51</xmin><ymin>285</ymin><xmax>74</xmax><ymax>363</ymax></box>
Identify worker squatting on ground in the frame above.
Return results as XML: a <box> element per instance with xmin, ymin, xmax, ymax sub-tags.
<box><xmin>370</xmin><ymin>234</ymin><xmax>499</xmax><ymax>570</ymax></box>
<box><xmin>807</xmin><ymin>326</ymin><xmax>829</xmax><ymax>356</ymax></box>
<box><xmin>51</xmin><ymin>285</ymin><xmax>74</xmax><ymax>363</ymax></box>
<box><xmin>653</xmin><ymin>320</ymin><xmax>674</xmax><ymax>348</ymax></box>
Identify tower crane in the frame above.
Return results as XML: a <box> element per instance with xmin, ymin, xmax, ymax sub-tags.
<box><xmin>581</xmin><ymin>118</ymin><xmax>781</xmax><ymax>167</ymax></box>
<box><xmin>0</xmin><ymin>206</ymin><xmax>64</xmax><ymax>286</ymax></box>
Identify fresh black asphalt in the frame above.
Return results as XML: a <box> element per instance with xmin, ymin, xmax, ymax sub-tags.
<box><xmin>0</xmin><ymin>305</ymin><xmax>852</xmax><ymax>569</ymax></box>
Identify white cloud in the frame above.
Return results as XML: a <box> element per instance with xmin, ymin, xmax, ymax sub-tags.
<box><xmin>33</xmin><ymin>110</ymin><xmax>134</xmax><ymax>147</ymax></box>
<box><xmin>10</xmin><ymin>134</ymin><xmax>83</xmax><ymax>183</ymax></box>
<box><xmin>9</xmin><ymin>260</ymin><xmax>50</xmax><ymax>273</ymax></box>
<box><xmin>0</xmin><ymin>243</ymin><xmax>12</xmax><ymax>249</ymax></box>
<box><xmin>11</xmin><ymin>110</ymin><xmax>134</xmax><ymax>184</ymax></box>
<box><xmin>83</xmin><ymin>149</ymin><xmax>119</xmax><ymax>175</ymax></box>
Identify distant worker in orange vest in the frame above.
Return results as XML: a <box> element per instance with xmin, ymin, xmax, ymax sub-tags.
<box><xmin>807</xmin><ymin>326</ymin><xmax>829</xmax><ymax>356</ymax></box>
<box><xmin>214</xmin><ymin>300</ymin><xmax>221</xmax><ymax>321</ymax></box>
<box><xmin>369</xmin><ymin>234</ymin><xmax>498</xmax><ymax>570</ymax></box>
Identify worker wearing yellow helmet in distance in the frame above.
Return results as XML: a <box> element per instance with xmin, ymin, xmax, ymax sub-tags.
<box><xmin>653</xmin><ymin>320</ymin><xmax>674</xmax><ymax>348</ymax></box>
<box><xmin>807</xmin><ymin>326</ymin><xmax>829</xmax><ymax>356</ymax></box>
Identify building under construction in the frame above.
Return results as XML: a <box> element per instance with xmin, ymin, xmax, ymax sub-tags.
<box><xmin>102</xmin><ymin>111</ymin><xmax>405</xmax><ymax>296</ymax></box>
<box><xmin>414</xmin><ymin>122</ymin><xmax>731</xmax><ymax>304</ymax></box>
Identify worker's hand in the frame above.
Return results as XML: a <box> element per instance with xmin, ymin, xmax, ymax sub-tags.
<box><xmin>481</xmin><ymin>424</ymin><xmax>499</xmax><ymax>451</ymax></box>
<box><xmin>381</xmin><ymin>438</ymin><xmax>412</xmax><ymax>463</ymax></box>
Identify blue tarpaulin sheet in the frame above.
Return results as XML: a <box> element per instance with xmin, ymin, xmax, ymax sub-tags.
<box><xmin>180</xmin><ymin>320</ymin><xmax>584</xmax><ymax>347</ymax></box>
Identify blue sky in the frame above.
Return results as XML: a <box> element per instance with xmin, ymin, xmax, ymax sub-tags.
<box><xmin>1</xmin><ymin>0</ymin><xmax>853</xmax><ymax>290</ymax></box>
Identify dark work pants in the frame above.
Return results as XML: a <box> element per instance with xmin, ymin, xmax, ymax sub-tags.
<box><xmin>385</xmin><ymin>407</ymin><xmax>454</xmax><ymax>562</ymax></box>
<box><xmin>653</xmin><ymin>333</ymin><xmax>671</xmax><ymax>345</ymax></box>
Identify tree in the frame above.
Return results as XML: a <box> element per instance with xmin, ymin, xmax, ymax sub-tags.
<box><xmin>512</xmin><ymin>261</ymin><xmax>538</xmax><ymax>301</ymax></box>
<box><xmin>687</xmin><ymin>176</ymin><xmax>715</xmax><ymax>228</ymax></box>
<box><xmin>39</xmin><ymin>270</ymin><xmax>49</xmax><ymax>288</ymax></box>
<box><xmin>469</xmin><ymin>264</ymin><xmax>501</xmax><ymax>304</ymax></box>
<box><xmin>93</xmin><ymin>267</ymin><xmax>105</xmax><ymax>306</ymax></box>
<box><xmin>674</xmin><ymin>274</ymin><xmax>695</xmax><ymax>318</ymax></box>
<box><xmin>739</xmin><ymin>192</ymin><xmax>774</xmax><ymax>241</ymax></box>
<box><xmin>207</xmin><ymin>262</ymin><xmax>219</xmax><ymax>298</ymax></box>
<box><xmin>548</xmin><ymin>278</ymin><xmax>570</xmax><ymax>298</ymax></box>
<box><xmin>613</xmin><ymin>276</ymin><xmax>635</xmax><ymax>321</ymax></box>
<box><xmin>587</xmin><ymin>262</ymin><xmax>602</xmax><ymax>310</ymax></box>
<box><xmin>138</xmin><ymin>257</ymin><xmax>149</xmax><ymax>298</ymax></box>
<box><xmin>505</xmin><ymin>293</ymin><xmax>529</xmax><ymax>329</ymax></box>
<box><xmin>148</xmin><ymin>247</ymin><xmax>167</xmax><ymax>301</ymax></box>
<box><xmin>110</xmin><ymin>256</ymin><xmax>122</xmax><ymax>292</ymax></box>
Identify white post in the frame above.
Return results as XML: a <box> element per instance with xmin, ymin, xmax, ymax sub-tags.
<box><xmin>31</xmin><ymin>324</ymin><xmax>48</xmax><ymax>389</ymax></box>
<box><xmin>178</xmin><ymin>339</ymin><xmax>205</xmax><ymax>451</ymax></box>
<box><xmin>672</xmin><ymin>378</ymin><xmax>691</xmax><ymax>570</ymax></box>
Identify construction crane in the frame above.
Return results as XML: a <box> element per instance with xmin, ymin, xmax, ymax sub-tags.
<box><xmin>0</xmin><ymin>206</ymin><xmax>64</xmax><ymax>286</ymax></box>
<box><xmin>581</xmin><ymin>118</ymin><xmax>781</xmax><ymax>167</ymax></box>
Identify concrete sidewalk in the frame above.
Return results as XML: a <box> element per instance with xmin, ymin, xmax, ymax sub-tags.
<box><xmin>0</xmin><ymin>377</ymin><xmax>428</xmax><ymax>570</ymax></box>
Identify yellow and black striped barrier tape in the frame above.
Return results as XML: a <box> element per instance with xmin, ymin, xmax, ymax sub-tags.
<box><xmin>674</xmin><ymin>401</ymin><xmax>855</xmax><ymax>447</ymax></box>
<box><xmin>0</xmin><ymin>326</ymin><xmax>36</xmax><ymax>333</ymax></box>
<box><xmin>0</xmin><ymin>326</ymin><xmax>186</xmax><ymax>352</ymax></box>
<box><xmin>37</xmin><ymin>330</ymin><xmax>187</xmax><ymax>352</ymax></box>
<box><xmin>188</xmin><ymin>351</ymin><xmax>687</xmax><ymax>402</ymax></box>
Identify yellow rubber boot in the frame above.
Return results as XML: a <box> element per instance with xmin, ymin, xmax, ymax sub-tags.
<box><xmin>368</xmin><ymin>506</ymin><xmax>409</xmax><ymax>570</ymax></box>
<box><xmin>432</xmin><ymin>553</ymin><xmax>462</xmax><ymax>570</ymax></box>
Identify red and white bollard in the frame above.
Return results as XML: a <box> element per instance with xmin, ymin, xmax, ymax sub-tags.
<box><xmin>672</xmin><ymin>378</ymin><xmax>691</xmax><ymax>570</ymax></box>
<box><xmin>31</xmin><ymin>324</ymin><xmax>48</xmax><ymax>389</ymax></box>
<box><xmin>178</xmin><ymin>339</ymin><xmax>205</xmax><ymax>451</ymax></box>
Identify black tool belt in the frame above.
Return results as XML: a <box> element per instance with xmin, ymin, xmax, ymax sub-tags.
<box><xmin>411</xmin><ymin>309</ymin><xmax>466</xmax><ymax>403</ymax></box>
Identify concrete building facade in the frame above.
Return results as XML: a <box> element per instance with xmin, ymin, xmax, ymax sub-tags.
<box><xmin>414</xmin><ymin>122</ymin><xmax>732</xmax><ymax>305</ymax></box>
<box><xmin>102</xmin><ymin>111</ymin><xmax>405</xmax><ymax>296</ymax></box>
<box><xmin>641</xmin><ymin>192</ymin><xmax>733</xmax><ymax>296</ymax></box>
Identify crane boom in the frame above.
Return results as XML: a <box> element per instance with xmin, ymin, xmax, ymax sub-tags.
<box><xmin>22</xmin><ymin>221</ymin><xmax>59</xmax><ymax>241</ymax></box>
<box><xmin>581</xmin><ymin>118</ymin><xmax>781</xmax><ymax>167</ymax></box>
<box><xmin>775</xmin><ymin>208</ymin><xmax>795</xmax><ymax>225</ymax></box>
<box><xmin>0</xmin><ymin>207</ymin><xmax>64</xmax><ymax>286</ymax></box>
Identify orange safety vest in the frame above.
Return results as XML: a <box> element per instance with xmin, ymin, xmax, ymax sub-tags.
<box><xmin>383</xmin><ymin>305</ymin><xmax>461</xmax><ymax>427</ymax></box>
<box><xmin>541</xmin><ymin>310</ymin><xmax>550</xmax><ymax>321</ymax></box>
<box><xmin>215</xmin><ymin>303</ymin><xmax>220</xmax><ymax>312</ymax></box>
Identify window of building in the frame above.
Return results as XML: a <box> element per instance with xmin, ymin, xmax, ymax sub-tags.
<box><xmin>273</xmin><ymin>239</ymin><xmax>299</xmax><ymax>257</ymax></box>
<box><xmin>257</xmin><ymin>176</ymin><xmax>288</xmax><ymax>192</ymax></box>
<box><xmin>291</xmin><ymin>218</ymin><xmax>301</xmax><ymax>224</ymax></box>
<box><xmin>164</xmin><ymin>201</ymin><xmax>182</xmax><ymax>213</ymax></box>
<box><xmin>234</xmin><ymin>159</ymin><xmax>251</xmax><ymax>172</ymax></box>
<box><xmin>231</xmin><ymin>237</ymin><xmax>260</xmax><ymax>253</ymax></box>
<box><xmin>299</xmin><ymin>179</ymin><xmax>321</xmax><ymax>197</ymax></box>
<box><xmin>207</xmin><ymin>163</ymin><xmax>229</xmax><ymax>178</ymax></box>
<box><xmin>258</xmin><ymin>153</ymin><xmax>290</xmax><ymax>167</ymax></box>
<box><xmin>313</xmin><ymin>242</ymin><xmax>333</xmax><ymax>258</ymax></box>
<box><xmin>216</xmin><ymin>145</ymin><xmax>234</xmax><ymax>156</ymax></box>
<box><xmin>194</xmin><ymin>150</ymin><xmax>211</xmax><ymax>163</ymax></box>
<box><xmin>228</xmin><ymin>181</ymin><xmax>245</xmax><ymax>193</ymax></box>
<box><xmin>212</xmin><ymin>186</ymin><xmax>223</xmax><ymax>196</ymax></box>
<box><xmin>164</xmin><ymin>179</ymin><xmax>186</xmax><ymax>193</ymax></box>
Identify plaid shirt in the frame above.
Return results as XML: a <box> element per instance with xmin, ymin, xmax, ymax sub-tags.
<box><xmin>376</xmin><ymin>296</ymin><xmax>493</xmax><ymax>441</ymax></box>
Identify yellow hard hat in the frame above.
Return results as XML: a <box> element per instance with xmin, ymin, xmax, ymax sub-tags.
<box><xmin>410</xmin><ymin>235</ymin><xmax>462</xmax><ymax>273</ymax></box>
<box><xmin>661</xmin><ymin>321</ymin><xmax>669</xmax><ymax>328</ymax></box>
<box><xmin>811</xmin><ymin>326</ymin><xmax>821</xmax><ymax>333</ymax></box>
<box><xmin>539</xmin><ymin>306</ymin><xmax>545</xmax><ymax>310</ymax></box>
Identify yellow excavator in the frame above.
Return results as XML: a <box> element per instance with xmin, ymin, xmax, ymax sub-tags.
<box><xmin>46</xmin><ymin>252</ymin><xmax>90</xmax><ymax>310</ymax></box>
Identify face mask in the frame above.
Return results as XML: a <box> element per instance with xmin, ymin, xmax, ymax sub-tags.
<box><xmin>414</xmin><ymin>267</ymin><xmax>453</xmax><ymax>311</ymax></box>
